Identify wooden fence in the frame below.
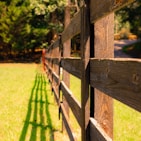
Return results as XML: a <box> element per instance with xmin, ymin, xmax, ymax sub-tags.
<box><xmin>43</xmin><ymin>0</ymin><xmax>141</xmax><ymax>140</ymax></box>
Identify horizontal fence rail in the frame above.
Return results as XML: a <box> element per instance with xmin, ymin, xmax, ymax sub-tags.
<box><xmin>43</xmin><ymin>0</ymin><xmax>139</xmax><ymax>141</ymax></box>
<box><xmin>90</xmin><ymin>58</ymin><xmax>141</xmax><ymax>113</ymax></box>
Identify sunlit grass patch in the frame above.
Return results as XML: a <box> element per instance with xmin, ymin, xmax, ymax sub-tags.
<box><xmin>0</xmin><ymin>63</ymin><xmax>37</xmax><ymax>141</ymax></box>
<box><xmin>114</xmin><ymin>100</ymin><xmax>141</xmax><ymax>141</ymax></box>
<box><xmin>0</xmin><ymin>63</ymin><xmax>67</xmax><ymax>141</ymax></box>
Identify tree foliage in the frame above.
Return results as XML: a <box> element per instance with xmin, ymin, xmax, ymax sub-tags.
<box><xmin>0</xmin><ymin>0</ymin><xmax>67</xmax><ymax>56</ymax></box>
<box><xmin>115</xmin><ymin>0</ymin><xmax>141</xmax><ymax>37</ymax></box>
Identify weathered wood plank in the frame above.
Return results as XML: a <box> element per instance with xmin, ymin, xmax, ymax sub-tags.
<box><xmin>62</xmin><ymin>2</ymin><xmax>71</xmax><ymax>132</ymax></box>
<box><xmin>93</xmin><ymin>13</ymin><xmax>114</xmax><ymax>139</ymax></box>
<box><xmin>61</xmin><ymin>11</ymin><xmax>81</xmax><ymax>43</ymax></box>
<box><xmin>45</xmin><ymin>57</ymin><xmax>51</xmax><ymax>62</ymax></box>
<box><xmin>52</xmin><ymin>71</ymin><xmax>60</xmax><ymax>85</ymax></box>
<box><xmin>52</xmin><ymin>58</ymin><xmax>60</xmax><ymax>65</ymax></box>
<box><xmin>45</xmin><ymin>58</ymin><xmax>60</xmax><ymax>66</ymax></box>
<box><xmin>90</xmin><ymin>58</ymin><xmax>141</xmax><ymax>112</ymax></box>
<box><xmin>89</xmin><ymin>118</ymin><xmax>112</xmax><ymax>141</ymax></box>
<box><xmin>44</xmin><ymin>63</ymin><xmax>49</xmax><ymax>76</ymax></box>
<box><xmin>45</xmin><ymin>59</ymin><xmax>52</xmax><ymax>70</ymax></box>
<box><xmin>47</xmin><ymin>39</ymin><xmax>60</xmax><ymax>50</ymax></box>
<box><xmin>61</xmin><ymin>81</ymin><xmax>82</xmax><ymax>127</ymax></box>
<box><xmin>48</xmin><ymin>73</ymin><xmax>52</xmax><ymax>83</ymax></box>
<box><xmin>44</xmin><ymin>62</ymin><xmax>49</xmax><ymax>70</ymax></box>
<box><xmin>61</xmin><ymin>58</ymin><xmax>82</xmax><ymax>79</ymax></box>
<box><xmin>52</xmin><ymin>85</ymin><xmax>60</xmax><ymax>105</ymax></box>
<box><xmin>47</xmin><ymin>65</ymin><xmax>53</xmax><ymax>82</ymax></box>
<box><xmin>80</xmin><ymin>4</ymin><xmax>90</xmax><ymax>141</ymax></box>
<box><xmin>90</xmin><ymin>0</ymin><xmax>135</xmax><ymax>23</ymax></box>
<box><xmin>52</xmin><ymin>46</ymin><xmax>60</xmax><ymax>58</ymax></box>
<box><xmin>48</xmin><ymin>66</ymin><xmax>53</xmax><ymax>74</ymax></box>
<box><xmin>60</xmin><ymin>103</ymin><xmax>75</xmax><ymax>141</ymax></box>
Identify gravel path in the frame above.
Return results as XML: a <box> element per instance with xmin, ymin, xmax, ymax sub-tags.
<box><xmin>114</xmin><ymin>39</ymin><xmax>140</xmax><ymax>58</ymax></box>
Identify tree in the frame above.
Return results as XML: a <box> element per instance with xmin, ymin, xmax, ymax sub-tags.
<box><xmin>115</xmin><ymin>0</ymin><xmax>141</xmax><ymax>37</ymax></box>
<box><xmin>0</xmin><ymin>0</ymin><xmax>67</xmax><ymax>57</ymax></box>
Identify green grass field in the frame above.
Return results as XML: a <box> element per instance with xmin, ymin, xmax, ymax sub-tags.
<box><xmin>0</xmin><ymin>63</ymin><xmax>141</xmax><ymax>141</ymax></box>
<box><xmin>0</xmin><ymin>63</ymin><xmax>68</xmax><ymax>141</ymax></box>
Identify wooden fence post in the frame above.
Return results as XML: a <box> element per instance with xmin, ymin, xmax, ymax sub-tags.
<box><xmin>42</xmin><ymin>48</ymin><xmax>46</xmax><ymax>71</ymax></box>
<box><xmin>62</xmin><ymin>0</ymin><xmax>71</xmax><ymax>131</ymax></box>
<box><xmin>80</xmin><ymin>3</ymin><xmax>90</xmax><ymax>141</ymax></box>
<box><xmin>52</xmin><ymin>42</ymin><xmax>61</xmax><ymax>104</ymax></box>
<box><xmin>44</xmin><ymin>0</ymin><xmax>137</xmax><ymax>140</ymax></box>
<box><xmin>93</xmin><ymin>13</ymin><xmax>114</xmax><ymax>139</ymax></box>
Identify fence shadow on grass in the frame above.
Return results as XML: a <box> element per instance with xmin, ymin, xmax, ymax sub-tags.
<box><xmin>19</xmin><ymin>73</ymin><xmax>54</xmax><ymax>141</ymax></box>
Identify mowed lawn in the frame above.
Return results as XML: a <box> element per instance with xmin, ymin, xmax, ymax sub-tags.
<box><xmin>0</xmin><ymin>63</ymin><xmax>141</xmax><ymax>141</ymax></box>
<box><xmin>0</xmin><ymin>63</ymin><xmax>68</xmax><ymax>141</ymax></box>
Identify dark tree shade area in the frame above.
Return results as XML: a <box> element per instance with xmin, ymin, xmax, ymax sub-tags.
<box><xmin>0</xmin><ymin>0</ymin><xmax>67</xmax><ymax>61</ymax></box>
<box><xmin>116</xmin><ymin>0</ymin><xmax>141</xmax><ymax>37</ymax></box>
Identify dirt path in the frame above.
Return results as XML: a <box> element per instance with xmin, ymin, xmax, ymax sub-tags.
<box><xmin>114</xmin><ymin>39</ymin><xmax>140</xmax><ymax>58</ymax></box>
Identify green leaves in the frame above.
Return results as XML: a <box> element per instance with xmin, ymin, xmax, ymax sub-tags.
<box><xmin>0</xmin><ymin>0</ymin><xmax>66</xmax><ymax>55</ymax></box>
<box><xmin>115</xmin><ymin>0</ymin><xmax>141</xmax><ymax>37</ymax></box>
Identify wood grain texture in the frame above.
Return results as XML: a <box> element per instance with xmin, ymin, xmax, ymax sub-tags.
<box><xmin>62</xmin><ymin>3</ymin><xmax>71</xmax><ymax>131</ymax></box>
<box><xmin>61</xmin><ymin>58</ymin><xmax>82</xmax><ymax>79</ymax></box>
<box><xmin>61</xmin><ymin>81</ymin><xmax>82</xmax><ymax>127</ymax></box>
<box><xmin>90</xmin><ymin>0</ymin><xmax>135</xmax><ymax>23</ymax></box>
<box><xmin>45</xmin><ymin>58</ymin><xmax>60</xmax><ymax>66</ymax></box>
<box><xmin>80</xmin><ymin>5</ymin><xmax>90</xmax><ymax>141</ymax></box>
<box><xmin>48</xmin><ymin>39</ymin><xmax>60</xmax><ymax>50</ymax></box>
<box><xmin>61</xmin><ymin>11</ymin><xmax>81</xmax><ymax>43</ymax></box>
<box><xmin>90</xmin><ymin>58</ymin><xmax>141</xmax><ymax>112</ymax></box>
<box><xmin>52</xmin><ymin>85</ymin><xmax>60</xmax><ymax>105</ymax></box>
<box><xmin>47</xmin><ymin>65</ymin><xmax>53</xmax><ymax>82</ymax></box>
<box><xmin>93</xmin><ymin>14</ymin><xmax>114</xmax><ymax>138</ymax></box>
<box><xmin>43</xmin><ymin>0</ymin><xmax>138</xmax><ymax>140</ymax></box>
<box><xmin>48</xmin><ymin>73</ymin><xmax>52</xmax><ymax>83</ymax></box>
<box><xmin>94</xmin><ymin>13</ymin><xmax>114</xmax><ymax>58</ymax></box>
<box><xmin>89</xmin><ymin>118</ymin><xmax>112</xmax><ymax>141</ymax></box>
<box><xmin>52</xmin><ymin>58</ymin><xmax>60</xmax><ymax>65</ymax></box>
<box><xmin>52</xmin><ymin>71</ymin><xmax>60</xmax><ymax>85</ymax></box>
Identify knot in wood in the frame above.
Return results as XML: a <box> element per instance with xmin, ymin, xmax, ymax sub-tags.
<box><xmin>132</xmin><ymin>73</ymin><xmax>139</xmax><ymax>85</ymax></box>
<box><xmin>115</xmin><ymin>0</ymin><xmax>123</xmax><ymax>5</ymax></box>
<box><xmin>113</xmin><ymin>0</ymin><xmax>123</xmax><ymax>8</ymax></box>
